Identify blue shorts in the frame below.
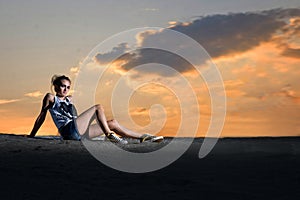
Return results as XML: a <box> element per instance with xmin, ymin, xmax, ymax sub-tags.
<box><xmin>59</xmin><ymin>120</ymin><xmax>81</xmax><ymax>141</ymax></box>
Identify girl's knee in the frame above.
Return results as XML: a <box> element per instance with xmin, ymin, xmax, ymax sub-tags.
<box><xmin>95</xmin><ymin>104</ymin><xmax>104</xmax><ymax>112</ymax></box>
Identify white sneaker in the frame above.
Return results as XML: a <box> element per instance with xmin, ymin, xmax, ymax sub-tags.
<box><xmin>140</xmin><ymin>134</ymin><xmax>164</xmax><ymax>143</ymax></box>
<box><xmin>106</xmin><ymin>132</ymin><xmax>128</xmax><ymax>145</ymax></box>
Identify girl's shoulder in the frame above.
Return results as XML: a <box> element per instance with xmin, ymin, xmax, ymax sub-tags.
<box><xmin>44</xmin><ymin>93</ymin><xmax>55</xmax><ymax>102</ymax></box>
<box><xmin>40</xmin><ymin>93</ymin><xmax>55</xmax><ymax>110</ymax></box>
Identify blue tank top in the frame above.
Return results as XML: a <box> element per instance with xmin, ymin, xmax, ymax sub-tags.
<box><xmin>49</xmin><ymin>96</ymin><xmax>77</xmax><ymax>130</ymax></box>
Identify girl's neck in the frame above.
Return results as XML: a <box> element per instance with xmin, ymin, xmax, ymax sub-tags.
<box><xmin>56</xmin><ymin>94</ymin><xmax>67</xmax><ymax>100</ymax></box>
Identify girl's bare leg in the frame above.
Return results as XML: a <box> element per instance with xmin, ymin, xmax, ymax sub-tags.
<box><xmin>86</xmin><ymin>124</ymin><xmax>105</xmax><ymax>138</ymax></box>
<box><xmin>107</xmin><ymin>119</ymin><xmax>143</xmax><ymax>139</ymax></box>
<box><xmin>75</xmin><ymin>104</ymin><xmax>144</xmax><ymax>139</ymax></box>
<box><xmin>75</xmin><ymin>104</ymin><xmax>112</xmax><ymax>137</ymax></box>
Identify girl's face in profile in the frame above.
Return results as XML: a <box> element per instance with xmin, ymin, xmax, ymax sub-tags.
<box><xmin>56</xmin><ymin>79</ymin><xmax>71</xmax><ymax>97</ymax></box>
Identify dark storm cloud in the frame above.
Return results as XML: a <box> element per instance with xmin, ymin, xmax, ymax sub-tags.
<box><xmin>170</xmin><ymin>8</ymin><xmax>300</xmax><ymax>58</ymax></box>
<box><xmin>118</xmin><ymin>48</ymin><xmax>195</xmax><ymax>76</ymax></box>
<box><xmin>95</xmin><ymin>47</ymin><xmax>195</xmax><ymax>76</ymax></box>
<box><xmin>171</xmin><ymin>14</ymin><xmax>281</xmax><ymax>57</ymax></box>
<box><xmin>95</xmin><ymin>43</ymin><xmax>130</xmax><ymax>65</ymax></box>
<box><xmin>94</xmin><ymin>8</ymin><xmax>300</xmax><ymax>76</ymax></box>
<box><xmin>263</xmin><ymin>8</ymin><xmax>300</xmax><ymax>19</ymax></box>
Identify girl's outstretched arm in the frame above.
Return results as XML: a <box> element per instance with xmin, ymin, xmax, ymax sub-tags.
<box><xmin>28</xmin><ymin>93</ymin><xmax>53</xmax><ymax>137</ymax></box>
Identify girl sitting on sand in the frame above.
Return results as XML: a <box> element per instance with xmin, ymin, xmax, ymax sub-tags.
<box><xmin>29</xmin><ymin>75</ymin><xmax>163</xmax><ymax>144</ymax></box>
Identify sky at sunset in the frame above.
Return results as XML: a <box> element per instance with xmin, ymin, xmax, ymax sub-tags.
<box><xmin>0</xmin><ymin>0</ymin><xmax>299</xmax><ymax>137</ymax></box>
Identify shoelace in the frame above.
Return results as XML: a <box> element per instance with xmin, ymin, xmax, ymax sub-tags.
<box><xmin>109</xmin><ymin>133</ymin><xmax>127</xmax><ymax>144</ymax></box>
<box><xmin>110</xmin><ymin>133</ymin><xmax>121</xmax><ymax>141</ymax></box>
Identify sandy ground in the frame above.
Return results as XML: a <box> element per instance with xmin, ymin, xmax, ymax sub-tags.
<box><xmin>1</xmin><ymin>134</ymin><xmax>300</xmax><ymax>200</ymax></box>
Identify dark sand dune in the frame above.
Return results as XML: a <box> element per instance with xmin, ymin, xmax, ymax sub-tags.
<box><xmin>1</xmin><ymin>134</ymin><xmax>300</xmax><ymax>200</ymax></box>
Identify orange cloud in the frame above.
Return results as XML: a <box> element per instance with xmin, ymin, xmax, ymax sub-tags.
<box><xmin>136</xmin><ymin>29</ymin><xmax>160</xmax><ymax>46</ymax></box>
<box><xmin>24</xmin><ymin>91</ymin><xmax>43</xmax><ymax>98</ymax></box>
<box><xmin>0</xmin><ymin>99</ymin><xmax>20</xmax><ymax>105</ymax></box>
<box><xmin>168</xmin><ymin>21</ymin><xmax>178</xmax><ymax>27</ymax></box>
<box><xmin>70</xmin><ymin>66</ymin><xmax>80</xmax><ymax>76</ymax></box>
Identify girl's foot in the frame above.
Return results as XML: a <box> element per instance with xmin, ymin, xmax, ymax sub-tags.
<box><xmin>140</xmin><ymin>134</ymin><xmax>164</xmax><ymax>143</ymax></box>
<box><xmin>106</xmin><ymin>131</ymin><xmax>128</xmax><ymax>145</ymax></box>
